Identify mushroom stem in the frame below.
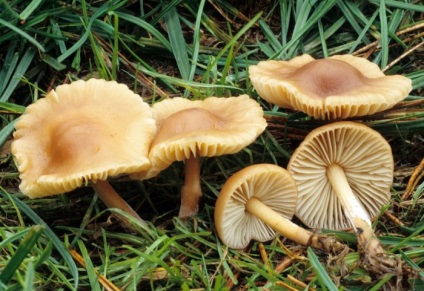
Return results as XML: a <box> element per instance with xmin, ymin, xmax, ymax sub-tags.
<box><xmin>91</xmin><ymin>180</ymin><xmax>143</xmax><ymax>221</ymax></box>
<box><xmin>326</xmin><ymin>164</ymin><xmax>384</xmax><ymax>253</ymax></box>
<box><xmin>179</xmin><ymin>155</ymin><xmax>202</xmax><ymax>218</ymax></box>
<box><xmin>245</xmin><ymin>197</ymin><xmax>346</xmax><ymax>253</ymax></box>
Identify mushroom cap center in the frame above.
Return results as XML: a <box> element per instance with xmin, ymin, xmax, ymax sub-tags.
<box><xmin>292</xmin><ymin>59</ymin><xmax>369</xmax><ymax>98</ymax></box>
<box><xmin>45</xmin><ymin>119</ymin><xmax>107</xmax><ymax>175</ymax></box>
<box><xmin>152</xmin><ymin>107</ymin><xmax>226</xmax><ymax>147</ymax></box>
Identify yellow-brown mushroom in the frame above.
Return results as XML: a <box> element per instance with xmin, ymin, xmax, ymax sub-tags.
<box><xmin>249</xmin><ymin>54</ymin><xmax>412</xmax><ymax>119</ymax></box>
<box><xmin>131</xmin><ymin>95</ymin><xmax>267</xmax><ymax>218</ymax></box>
<box><xmin>11</xmin><ymin>79</ymin><xmax>156</xmax><ymax>221</ymax></box>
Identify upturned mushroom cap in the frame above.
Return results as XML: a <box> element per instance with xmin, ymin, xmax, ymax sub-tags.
<box><xmin>214</xmin><ymin>164</ymin><xmax>298</xmax><ymax>249</ymax></box>
<box><xmin>130</xmin><ymin>95</ymin><xmax>267</xmax><ymax>180</ymax></box>
<box><xmin>12</xmin><ymin>79</ymin><xmax>156</xmax><ymax>198</ymax></box>
<box><xmin>249</xmin><ymin>54</ymin><xmax>412</xmax><ymax>119</ymax></box>
<box><xmin>287</xmin><ymin>121</ymin><xmax>393</xmax><ymax>230</ymax></box>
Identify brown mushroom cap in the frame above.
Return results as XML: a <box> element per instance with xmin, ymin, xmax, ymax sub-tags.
<box><xmin>287</xmin><ymin>121</ymin><xmax>393</xmax><ymax>230</ymax></box>
<box><xmin>215</xmin><ymin>164</ymin><xmax>298</xmax><ymax>249</ymax></box>
<box><xmin>249</xmin><ymin>54</ymin><xmax>412</xmax><ymax>119</ymax></box>
<box><xmin>12</xmin><ymin>79</ymin><xmax>156</xmax><ymax>198</ymax></box>
<box><xmin>130</xmin><ymin>95</ymin><xmax>267</xmax><ymax>179</ymax></box>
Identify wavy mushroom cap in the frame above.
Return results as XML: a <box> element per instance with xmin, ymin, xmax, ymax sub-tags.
<box><xmin>287</xmin><ymin>121</ymin><xmax>393</xmax><ymax>230</ymax></box>
<box><xmin>12</xmin><ymin>79</ymin><xmax>156</xmax><ymax>198</ymax></box>
<box><xmin>130</xmin><ymin>95</ymin><xmax>267</xmax><ymax>180</ymax></box>
<box><xmin>215</xmin><ymin>164</ymin><xmax>298</xmax><ymax>249</ymax></box>
<box><xmin>249</xmin><ymin>54</ymin><xmax>412</xmax><ymax>119</ymax></box>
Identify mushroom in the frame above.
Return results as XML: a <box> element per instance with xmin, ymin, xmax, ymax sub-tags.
<box><xmin>130</xmin><ymin>95</ymin><xmax>267</xmax><ymax>218</ymax></box>
<box><xmin>11</xmin><ymin>79</ymin><xmax>156</xmax><ymax>221</ymax></box>
<box><xmin>249</xmin><ymin>54</ymin><xmax>412</xmax><ymax>119</ymax></box>
<box><xmin>215</xmin><ymin>164</ymin><xmax>347</xmax><ymax>253</ymax></box>
<box><xmin>287</xmin><ymin>121</ymin><xmax>400</xmax><ymax>271</ymax></box>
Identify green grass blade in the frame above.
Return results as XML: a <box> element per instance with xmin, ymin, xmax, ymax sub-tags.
<box><xmin>0</xmin><ymin>188</ymin><xmax>79</xmax><ymax>289</ymax></box>
<box><xmin>0</xmin><ymin>225</ymin><xmax>44</xmax><ymax>284</ymax></box>
<box><xmin>0</xmin><ymin>18</ymin><xmax>45</xmax><ymax>52</ymax></box>
<box><xmin>0</xmin><ymin>47</ymin><xmax>36</xmax><ymax>102</ymax></box>
<box><xmin>274</xmin><ymin>0</ymin><xmax>339</xmax><ymax>59</ymax></box>
<box><xmin>208</xmin><ymin>11</ymin><xmax>262</xmax><ymax>75</ymax></box>
<box><xmin>22</xmin><ymin>261</ymin><xmax>35</xmax><ymax>291</ymax></box>
<box><xmin>111</xmin><ymin>12</ymin><xmax>119</xmax><ymax>80</ymax></box>
<box><xmin>77</xmin><ymin>241</ymin><xmax>101</xmax><ymax>291</ymax></box>
<box><xmin>0</xmin><ymin>228</ymin><xmax>31</xmax><ymax>249</ymax></box>
<box><xmin>379</xmin><ymin>0</ymin><xmax>389</xmax><ymax>68</ymax></box>
<box><xmin>337</xmin><ymin>1</ymin><xmax>371</xmax><ymax>45</ymax></box>
<box><xmin>0</xmin><ymin>119</ymin><xmax>17</xmax><ymax>148</ymax></box>
<box><xmin>187</xmin><ymin>0</ymin><xmax>206</xmax><ymax>86</ymax></box>
<box><xmin>0</xmin><ymin>41</ymin><xmax>19</xmax><ymax>94</ymax></box>
<box><xmin>57</xmin><ymin>2</ymin><xmax>112</xmax><ymax>63</ymax></box>
<box><xmin>164</xmin><ymin>5</ymin><xmax>190</xmax><ymax>80</ymax></box>
<box><xmin>369</xmin><ymin>0</ymin><xmax>424</xmax><ymax>12</ymax></box>
<box><xmin>19</xmin><ymin>0</ymin><xmax>43</xmax><ymax>20</ymax></box>
<box><xmin>348</xmin><ymin>10</ymin><xmax>378</xmax><ymax>54</ymax></box>
<box><xmin>307</xmin><ymin>247</ymin><xmax>338</xmax><ymax>291</ymax></box>
<box><xmin>116</xmin><ymin>11</ymin><xmax>172</xmax><ymax>51</ymax></box>
<box><xmin>369</xmin><ymin>274</ymin><xmax>394</xmax><ymax>291</ymax></box>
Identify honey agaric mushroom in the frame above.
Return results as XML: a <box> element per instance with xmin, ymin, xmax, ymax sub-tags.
<box><xmin>11</xmin><ymin>79</ymin><xmax>156</xmax><ymax>221</ymax></box>
<box><xmin>215</xmin><ymin>164</ymin><xmax>347</xmax><ymax>254</ymax></box>
<box><xmin>287</xmin><ymin>121</ymin><xmax>402</xmax><ymax>273</ymax></box>
<box><xmin>249</xmin><ymin>54</ymin><xmax>412</xmax><ymax>119</ymax></box>
<box><xmin>130</xmin><ymin>95</ymin><xmax>267</xmax><ymax>218</ymax></box>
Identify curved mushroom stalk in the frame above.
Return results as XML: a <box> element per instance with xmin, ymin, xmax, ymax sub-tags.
<box><xmin>215</xmin><ymin>164</ymin><xmax>348</xmax><ymax>256</ymax></box>
<box><xmin>246</xmin><ymin>197</ymin><xmax>348</xmax><ymax>254</ymax></box>
<box><xmin>288</xmin><ymin>121</ymin><xmax>416</xmax><ymax>280</ymax></box>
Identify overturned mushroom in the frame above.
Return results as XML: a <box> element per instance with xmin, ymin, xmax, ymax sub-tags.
<box><xmin>249</xmin><ymin>54</ymin><xmax>412</xmax><ymax>119</ymax></box>
<box><xmin>287</xmin><ymin>121</ymin><xmax>411</xmax><ymax>276</ymax></box>
<box><xmin>215</xmin><ymin>164</ymin><xmax>347</xmax><ymax>254</ymax></box>
<box><xmin>11</xmin><ymin>79</ymin><xmax>156</xmax><ymax>221</ymax></box>
<box><xmin>131</xmin><ymin>95</ymin><xmax>267</xmax><ymax>218</ymax></box>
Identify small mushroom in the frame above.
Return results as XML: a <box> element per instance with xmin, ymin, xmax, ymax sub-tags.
<box><xmin>287</xmin><ymin>121</ymin><xmax>401</xmax><ymax>273</ymax></box>
<box><xmin>215</xmin><ymin>164</ymin><xmax>347</xmax><ymax>254</ymax></box>
<box><xmin>11</xmin><ymin>79</ymin><xmax>156</xmax><ymax>221</ymax></box>
<box><xmin>131</xmin><ymin>95</ymin><xmax>267</xmax><ymax>218</ymax></box>
<box><xmin>249</xmin><ymin>54</ymin><xmax>412</xmax><ymax>119</ymax></box>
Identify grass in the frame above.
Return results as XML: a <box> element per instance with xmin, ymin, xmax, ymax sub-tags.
<box><xmin>0</xmin><ymin>0</ymin><xmax>424</xmax><ymax>290</ymax></box>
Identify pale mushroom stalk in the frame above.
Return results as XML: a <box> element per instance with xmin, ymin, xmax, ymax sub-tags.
<box><xmin>287</xmin><ymin>122</ymin><xmax>412</xmax><ymax>278</ymax></box>
<box><xmin>179</xmin><ymin>155</ymin><xmax>202</xmax><ymax>218</ymax></box>
<box><xmin>91</xmin><ymin>180</ymin><xmax>143</xmax><ymax>221</ymax></box>
<box><xmin>326</xmin><ymin>164</ymin><xmax>384</xmax><ymax>255</ymax></box>
<box><xmin>215</xmin><ymin>164</ymin><xmax>348</xmax><ymax>255</ymax></box>
<box><xmin>246</xmin><ymin>197</ymin><xmax>346</xmax><ymax>253</ymax></box>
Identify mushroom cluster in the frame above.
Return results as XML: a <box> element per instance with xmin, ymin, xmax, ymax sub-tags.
<box><xmin>11</xmin><ymin>80</ymin><xmax>267</xmax><ymax>221</ymax></box>
<box><xmin>215</xmin><ymin>164</ymin><xmax>347</xmax><ymax>254</ymax></box>
<box><xmin>243</xmin><ymin>54</ymin><xmax>415</xmax><ymax>280</ymax></box>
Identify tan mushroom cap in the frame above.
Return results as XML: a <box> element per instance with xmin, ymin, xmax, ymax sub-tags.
<box><xmin>215</xmin><ymin>164</ymin><xmax>298</xmax><ymax>249</ymax></box>
<box><xmin>249</xmin><ymin>54</ymin><xmax>412</xmax><ymax>119</ymax></box>
<box><xmin>287</xmin><ymin>121</ymin><xmax>393</xmax><ymax>230</ymax></box>
<box><xmin>130</xmin><ymin>95</ymin><xmax>267</xmax><ymax>179</ymax></box>
<box><xmin>12</xmin><ymin>79</ymin><xmax>156</xmax><ymax>198</ymax></box>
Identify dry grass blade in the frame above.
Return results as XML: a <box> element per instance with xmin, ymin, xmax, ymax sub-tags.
<box><xmin>402</xmin><ymin>157</ymin><xmax>424</xmax><ymax>200</ymax></box>
<box><xmin>69</xmin><ymin>249</ymin><xmax>121</xmax><ymax>291</ymax></box>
